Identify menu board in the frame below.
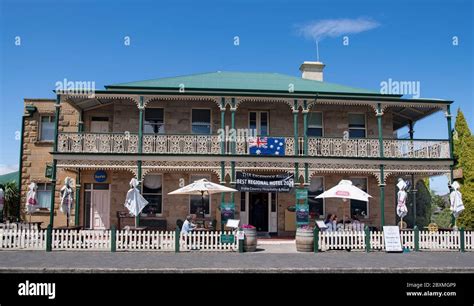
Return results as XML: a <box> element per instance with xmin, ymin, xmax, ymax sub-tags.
<box><xmin>383</xmin><ymin>226</ymin><xmax>403</xmax><ymax>252</ymax></box>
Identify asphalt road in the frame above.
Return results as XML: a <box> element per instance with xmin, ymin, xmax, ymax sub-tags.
<box><xmin>0</xmin><ymin>249</ymin><xmax>472</xmax><ymax>273</ymax></box>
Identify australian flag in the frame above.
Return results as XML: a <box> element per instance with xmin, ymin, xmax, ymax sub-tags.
<box><xmin>249</xmin><ymin>137</ymin><xmax>285</xmax><ymax>156</ymax></box>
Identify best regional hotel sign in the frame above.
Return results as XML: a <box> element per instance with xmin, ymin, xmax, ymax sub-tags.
<box><xmin>235</xmin><ymin>172</ymin><xmax>294</xmax><ymax>192</ymax></box>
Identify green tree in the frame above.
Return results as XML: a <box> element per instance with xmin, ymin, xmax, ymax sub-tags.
<box><xmin>0</xmin><ymin>181</ymin><xmax>20</xmax><ymax>222</ymax></box>
<box><xmin>453</xmin><ymin>109</ymin><xmax>474</xmax><ymax>229</ymax></box>
<box><xmin>405</xmin><ymin>179</ymin><xmax>432</xmax><ymax>228</ymax></box>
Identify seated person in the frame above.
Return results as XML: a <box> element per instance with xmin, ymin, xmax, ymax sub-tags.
<box><xmin>181</xmin><ymin>215</ymin><xmax>197</xmax><ymax>234</ymax></box>
<box><xmin>324</xmin><ymin>214</ymin><xmax>337</xmax><ymax>232</ymax></box>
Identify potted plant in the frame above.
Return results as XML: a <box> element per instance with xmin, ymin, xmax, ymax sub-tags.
<box><xmin>296</xmin><ymin>225</ymin><xmax>314</xmax><ymax>252</ymax></box>
<box><xmin>241</xmin><ymin>224</ymin><xmax>257</xmax><ymax>252</ymax></box>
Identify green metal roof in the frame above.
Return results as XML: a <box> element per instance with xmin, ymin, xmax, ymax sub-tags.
<box><xmin>105</xmin><ymin>71</ymin><xmax>381</xmax><ymax>95</ymax></box>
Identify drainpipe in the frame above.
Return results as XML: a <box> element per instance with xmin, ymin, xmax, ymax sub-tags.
<box><xmin>49</xmin><ymin>95</ymin><xmax>61</xmax><ymax>227</ymax></box>
<box><xmin>376</xmin><ymin>104</ymin><xmax>385</xmax><ymax>228</ymax></box>
<box><xmin>18</xmin><ymin>105</ymin><xmax>37</xmax><ymax>220</ymax></box>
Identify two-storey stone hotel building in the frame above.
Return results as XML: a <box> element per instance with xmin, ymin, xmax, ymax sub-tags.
<box><xmin>19</xmin><ymin>61</ymin><xmax>454</xmax><ymax>235</ymax></box>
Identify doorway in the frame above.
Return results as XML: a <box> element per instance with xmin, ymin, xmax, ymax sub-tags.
<box><xmin>249</xmin><ymin>192</ymin><xmax>269</xmax><ymax>232</ymax></box>
<box><xmin>84</xmin><ymin>183</ymin><xmax>110</xmax><ymax>229</ymax></box>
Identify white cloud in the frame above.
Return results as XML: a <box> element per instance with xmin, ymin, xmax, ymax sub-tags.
<box><xmin>0</xmin><ymin>164</ymin><xmax>18</xmax><ymax>175</ymax></box>
<box><xmin>297</xmin><ymin>18</ymin><xmax>380</xmax><ymax>41</ymax></box>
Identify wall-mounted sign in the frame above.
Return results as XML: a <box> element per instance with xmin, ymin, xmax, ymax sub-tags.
<box><xmin>235</xmin><ymin>172</ymin><xmax>294</xmax><ymax>192</ymax></box>
<box><xmin>45</xmin><ymin>165</ymin><xmax>53</xmax><ymax>179</ymax></box>
<box><xmin>296</xmin><ymin>188</ymin><xmax>308</xmax><ymax>200</ymax></box>
<box><xmin>221</xmin><ymin>203</ymin><xmax>235</xmax><ymax>222</ymax></box>
<box><xmin>296</xmin><ymin>203</ymin><xmax>309</xmax><ymax>225</ymax></box>
<box><xmin>94</xmin><ymin>170</ymin><xmax>107</xmax><ymax>183</ymax></box>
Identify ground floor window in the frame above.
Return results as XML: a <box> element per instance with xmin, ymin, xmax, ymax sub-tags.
<box><xmin>142</xmin><ymin>174</ymin><xmax>163</xmax><ymax>215</ymax></box>
<box><xmin>37</xmin><ymin>183</ymin><xmax>53</xmax><ymax>210</ymax></box>
<box><xmin>308</xmin><ymin>177</ymin><xmax>324</xmax><ymax>219</ymax></box>
<box><xmin>189</xmin><ymin>174</ymin><xmax>210</xmax><ymax>217</ymax></box>
<box><xmin>350</xmin><ymin>177</ymin><xmax>368</xmax><ymax>219</ymax></box>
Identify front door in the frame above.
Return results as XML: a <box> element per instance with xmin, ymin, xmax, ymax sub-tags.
<box><xmin>91</xmin><ymin>189</ymin><xmax>110</xmax><ymax>229</ymax></box>
<box><xmin>249</xmin><ymin>192</ymin><xmax>269</xmax><ymax>232</ymax></box>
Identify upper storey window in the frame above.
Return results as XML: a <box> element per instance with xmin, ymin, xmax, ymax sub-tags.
<box><xmin>192</xmin><ymin>109</ymin><xmax>211</xmax><ymax>134</ymax></box>
<box><xmin>40</xmin><ymin>116</ymin><xmax>55</xmax><ymax>141</ymax></box>
<box><xmin>348</xmin><ymin>113</ymin><xmax>366</xmax><ymax>138</ymax></box>
<box><xmin>144</xmin><ymin>108</ymin><xmax>164</xmax><ymax>134</ymax></box>
<box><xmin>307</xmin><ymin>112</ymin><xmax>323</xmax><ymax>137</ymax></box>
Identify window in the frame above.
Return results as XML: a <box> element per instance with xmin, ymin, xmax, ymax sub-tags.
<box><xmin>189</xmin><ymin>174</ymin><xmax>210</xmax><ymax>217</ymax></box>
<box><xmin>144</xmin><ymin>108</ymin><xmax>164</xmax><ymax>134</ymax></box>
<box><xmin>192</xmin><ymin>109</ymin><xmax>211</xmax><ymax>134</ymax></box>
<box><xmin>348</xmin><ymin>114</ymin><xmax>366</xmax><ymax>138</ymax></box>
<box><xmin>249</xmin><ymin>111</ymin><xmax>269</xmax><ymax>136</ymax></box>
<box><xmin>37</xmin><ymin>183</ymin><xmax>53</xmax><ymax>210</ymax></box>
<box><xmin>307</xmin><ymin>112</ymin><xmax>323</xmax><ymax>137</ymax></box>
<box><xmin>350</xmin><ymin>178</ymin><xmax>368</xmax><ymax>218</ymax></box>
<box><xmin>40</xmin><ymin>116</ymin><xmax>55</xmax><ymax>141</ymax></box>
<box><xmin>308</xmin><ymin>177</ymin><xmax>324</xmax><ymax>219</ymax></box>
<box><xmin>142</xmin><ymin>175</ymin><xmax>163</xmax><ymax>215</ymax></box>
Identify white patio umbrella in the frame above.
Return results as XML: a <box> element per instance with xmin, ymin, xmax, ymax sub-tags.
<box><xmin>450</xmin><ymin>181</ymin><xmax>464</xmax><ymax>228</ymax></box>
<box><xmin>168</xmin><ymin>178</ymin><xmax>237</xmax><ymax>220</ymax></box>
<box><xmin>396</xmin><ymin>179</ymin><xmax>408</xmax><ymax>229</ymax></box>
<box><xmin>60</xmin><ymin>177</ymin><xmax>74</xmax><ymax>227</ymax></box>
<box><xmin>124</xmin><ymin>178</ymin><xmax>149</xmax><ymax>227</ymax></box>
<box><xmin>316</xmin><ymin>179</ymin><xmax>372</xmax><ymax>229</ymax></box>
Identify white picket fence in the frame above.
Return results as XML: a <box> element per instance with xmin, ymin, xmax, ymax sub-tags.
<box><xmin>319</xmin><ymin>230</ymin><xmax>473</xmax><ymax>252</ymax></box>
<box><xmin>52</xmin><ymin>229</ymin><xmax>111</xmax><ymax>251</ymax></box>
<box><xmin>181</xmin><ymin>231</ymin><xmax>238</xmax><ymax>251</ymax></box>
<box><xmin>0</xmin><ymin>229</ymin><xmax>46</xmax><ymax>250</ymax></box>
<box><xmin>117</xmin><ymin>230</ymin><xmax>175</xmax><ymax>251</ymax></box>
<box><xmin>0</xmin><ymin>228</ymin><xmax>238</xmax><ymax>252</ymax></box>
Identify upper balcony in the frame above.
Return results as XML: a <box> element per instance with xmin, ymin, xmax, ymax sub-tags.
<box><xmin>57</xmin><ymin>132</ymin><xmax>450</xmax><ymax>159</ymax></box>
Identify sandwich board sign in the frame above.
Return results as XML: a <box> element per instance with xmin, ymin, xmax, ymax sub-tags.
<box><xmin>383</xmin><ymin>226</ymin><xmax>403</xmax><ymax>252</ymax></box>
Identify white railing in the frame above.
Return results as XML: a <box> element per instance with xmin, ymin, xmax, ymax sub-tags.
<box><xmin>180</xmin><ymin>231</ymin><xmax>238</xmax><ymax>251</ymax></box>
<box><xmin>143</xmin><ymin>134</ymin><xmax>221</xmax><ymax>154</ymax></box>
<box><xmin>0</xmin><ymin>229</ymin><xmax>46</xmax><ymax>250</ymax></box>
<box><xmin>52</xmin><ymin>229</ymin><xmax>110</xmax><ymax>251</ymax></box>
<box><xmin>116</xmin><ymin>230</ymin><xmax>175</xmax><ymax>251</ymax></box>
<box><xmin>307</xmin><ymin>137</ymin><xmax>380</xmax><ymax>158</ymax></box>
<box><xmin>318</xmin><ymin>230</ymin><xmax>470</xmax><ymax>252</ymax></box>
<box><xmin>319</xmin><ymin>231</ymin><xmax>366</xmax><ymax>251</ymax></box>
<box><xmin>383</xmin><ymin>139</ymin><xmax>450</xmax><ymax>159</ymax></box>
<box><xmin>57</xmin><ymin>132</ymin><xmax>139</xmax><ymax>153</ymax></box>
<box><xmin>419</xmin><ymin>231</ymin><xmax>461</xmax><ymax>251</ymax></box>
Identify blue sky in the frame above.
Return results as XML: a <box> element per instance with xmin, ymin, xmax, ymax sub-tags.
<box><xmin>0</xmin><ymin>0</ymin><xmax>472</xmax><ymax>194</ymax></box>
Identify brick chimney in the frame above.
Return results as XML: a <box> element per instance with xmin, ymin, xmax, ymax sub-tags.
<box><xmin>299</xmin><ymin>61</ymin><xmax>325</xmax><ymax>81</ymax></box>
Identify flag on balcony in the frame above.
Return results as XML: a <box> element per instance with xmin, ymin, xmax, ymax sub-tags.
<box><xmin>249</xmin><ymin>137</ymin><xmax>285</xmax><ymax>155</ymax></box>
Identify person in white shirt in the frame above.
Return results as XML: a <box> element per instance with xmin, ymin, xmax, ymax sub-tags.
<box><xmin>181</xmin><ymin>215</ymin><xmax>196</xmax><ymax>234</ymax></box>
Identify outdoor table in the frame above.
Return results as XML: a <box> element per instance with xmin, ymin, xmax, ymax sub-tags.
<box><xmin>22</xmin><ymin>221</ymin><xmax>43</xmax><ymax>230</ymax></box>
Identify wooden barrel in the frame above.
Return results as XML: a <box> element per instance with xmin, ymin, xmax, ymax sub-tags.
<box><xmin>243</xmin><ymin>228</ymin><xmax>257</xmax><ymax>252</ymax></box>
<box><xmin>296</xmin><ymin>228</ymin><xmax>314</xmax><ymax>252</ymax></box>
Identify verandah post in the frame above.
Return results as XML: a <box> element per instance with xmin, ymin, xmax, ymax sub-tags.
<box><xmin>365</xmin><ymin>225</ymin><xmax>370</xmax><ymax>252</ymax></box>
<box><xmin>136</xmin><ymin>96</ymin><xmax>144</xmax><ymax>227</ymax></box>
<box><xmin>313</xmin><ymin>226</ymin><xmax>319</xmax><ymax>253</ymax></box>
<box><xmin>111</xmin><ymin>224</ymin><xmax>116</xmax><ymax>252</ymax></box>
<box><xmin>460</xmin><ymin>227</ymin><xmax>465</xmax><ymax>252</ymax></box>
<box><xmin>379</xmin><ymin>165</ymin><xmax>385</xmax><ymax>228</ymax></box>
<box><xmin>175</xmin><ymin>226</ymin><xmax>180</xmax><ymax>253</ymax></box>
<box><xmin>46</xmin><ymin>224</ymin><xmax>52</xmax><ymax>252</ymax></box>
<box><xmin>293</xmin><ymin>100</ymin><xmax>298</xmax><ymax>155</ymax></box>
<box><xmin>414</xmin><ymin>226</ymin><xmax>419</xmax><ymax>252</ymax></box>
